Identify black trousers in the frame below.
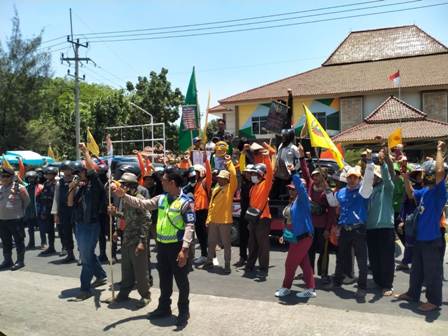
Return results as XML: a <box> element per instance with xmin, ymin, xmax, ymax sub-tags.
<box><xmin>195</xmin><ymin>209</ymin><xmax>208</xmax><ymax>257</ymax></box>
<box><xmin>394</xmin><ymin>212</ymin><xmax>405</xmax><ymax>246</ymax></box>
<box><xmin>25</xmin><ymin>217</ymin><xmax>44</xmax><ymax>247</ymax></box>
<box><xmin>156</xmin><ymin>242</ymin><xmax>190</xmax><ymax>314</ymax></box>
<box><xmin>408</xmin><ymin>237</ymin><xmax>444</xmax><ymax>306</ymax></box>
<box><xmin>41</xmin><ymin>216</ymin><xmax>55</xmax><ymax>248</ymax></box>
<box><xmin>366</xmin><ymin>228</ymin><xmax>395</xmax><ymax>290</ymax></box>
<box><xmin>334</xmin><ymin>226</ymin><xmax>368</xmax><ymax>289</ymax></box>
<box><xmin>309</xmin><ymin>227</ymin><xmax>329</xmax><ymax>277</ymax></box>
<box><xmin>239</xmin><ymin>207</ymin><xmax>249</xmax><ymax>260</ymax></box>
<box><xmin>0</xmin><ymin>219</ymin><xmax>25</xmax><ymax>262</ymax></box>
<box><xmin>60</xmin><ymin>208</ymin><xmax>75</xmax><ymax>251</ymax></box>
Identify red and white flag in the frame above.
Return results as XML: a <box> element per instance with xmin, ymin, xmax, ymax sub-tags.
<box><xmin>388</xmin><ymin>70</ymin><xmax>400</xmax><ymax>87</ymax></box>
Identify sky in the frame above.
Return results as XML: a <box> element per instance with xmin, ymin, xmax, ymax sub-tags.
<box><xmin>1</xmin><ymin>0</ymin><xmax>447</xmax><ymax>126</ymax></box>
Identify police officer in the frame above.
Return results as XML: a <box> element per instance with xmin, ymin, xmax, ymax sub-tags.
<box><xmin>0</xmin><ymin>166</ymin><xmax>30</xmax><ymax>270</ymax></box>
<box><xmin>108</xmin><ymin>172</ymin><xmax>151</xmax><ymax>307</ymax></box>
<box><xmin>38</xmin><ymin>166</ymin><xmax>58</xmax><ymax>255</ymax></box>
<box><xmin>52</xmin><ymin>161</ymin><xmax>77</xmax><ymax>263</ymax></box>
<box><xmin>24</xmin><ymin>171</ymin><xmax>43</xmax><ymax>250</ymax></box>
<box><xmin>113</xmin><ymin>167</ymin><xmax>195</xmax><ymax>328</ymax></box>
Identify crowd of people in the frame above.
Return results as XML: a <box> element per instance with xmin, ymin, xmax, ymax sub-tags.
<box><xmin>0</xmin><ymin>120</ymin><xmax>446</xmax><ymax>327</ymax></box>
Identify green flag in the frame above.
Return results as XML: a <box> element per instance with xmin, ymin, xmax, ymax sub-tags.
<box><xmin>179</xmin><ymin>67</ymin><xmax>200</xmax><ymax>152</ymax></box>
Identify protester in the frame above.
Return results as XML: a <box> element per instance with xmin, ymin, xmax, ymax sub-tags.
<box><xmin>245</xmin><ymin>149</ymin><xmax>274</xmax><ymax>277</ymax></box>
<box><xmin>0</xmin><ymin>166</ymin><xmax>30</xmax><ymax>270</ymax></box>
<box><xmin>203</xmin><ymin>155</ymin><xmax>237</xmax><ymax>274</ymax></box>
<box><xmin>299</xmin><ymin>144</ymin><xmax>336</xmax><ymax>284</ymax></box>
<box><xmin>67</xmin><ymin>143</ymin><xmax>107</xmax><ymax>301</ymax></box>
<box><xmin>37</xmin><ymin>166</ymin><xmax>58</xmax><ymax>255</ymax></box>
<box><xmin>107</xmin><ymin>172</ymin><xmax>151</xmax><ymax>307</ymax></box>
<box><xmin>366</xmin><ymin>147</ymin><xmax>395</xmax><ymax>296</ymax></box>
<box><xmin>52</xmin><ymin>160</ymin><xmax>77</xmax><ymax>263</ymax></box>
<box><xmin>325</xmin><ymin>152</ymin><xmax>374</xmax><ymax>300</ymax></box>
<box><xmin>234</xmin><ymin>164</ymin><xmax>254</xmax><ymax>267</ymax></box>
<box><xmin>24</xmin><ymin>171</ymin><xmax>43</xmax><ymax>250</ymax></box>
<box><xmin>397</xmin><ymin>141</ymin><xmax>447</xmax><ymax>312</ymax></box>
<box><xmin>113</xmin><ymin>167</ymin><xmax>195</xmax><ymax>328</ymax></box>
<box><xmin>191</xmin><ymin>159</ymin><xmax>212</xmax><ymax>265</ymax></box>
<box><xmin>275</xmin><ymin>172</ymin><xmax>316</xmax><ymax>298</ymax></box>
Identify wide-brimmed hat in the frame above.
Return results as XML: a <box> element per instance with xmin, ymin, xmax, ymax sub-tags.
<box><xmin>250</xmin><ymin>142</ymin><xmax>263</xmax><ymax>151</ymax></box>
<box><xmin>217</xmin><ymin>170</ymin><xmax>230</xmax><ymax>180</ymax></box>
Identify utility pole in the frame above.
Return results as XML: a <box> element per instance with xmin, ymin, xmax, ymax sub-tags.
<box><xmin>60</xmin><ymin>8</ymin><xmax>94</xmax><ymax>160</ymax></box>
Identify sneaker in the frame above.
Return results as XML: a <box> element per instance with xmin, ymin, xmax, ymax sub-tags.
<box><xmin>275</xmin><ymin>288</ymin><xmax>291</xmax><ymax>297</ymax></box>
<box><xmin>193</xmin><ymin>256</ymin><xmax>207</xmax><ymax>265</ymax></box>
<box><xmin>355</xmin><ymin>289</ymin><xmax>367</xmax><ymax>299</ymax></box>
<box><xmin>212</xmin><ymin>257</ymin><xmax>220</xmax><ymax>266</ymax></box>
<box><xmin>233</xmin><ymin>258</ymin><xmax>247</xmax><ymax>267</ymax></box>
<box><xmin>418</xmin><ymin>302</ymin><xmax>439</xmax><ymax>312</ymax></box>
<box><xmin>91</xmin><ymin>277</ymin><xmax>107</xmax><ymax>288</ymax></box>
<box><xmin>137</xmin><ymin>297</ymin><xmax>151</xmax><ymax>308</ymax></box>
<box><xmin>202</xmin><ymin>261</ymin><xmax>214</xmax><ymax>270</ymax></box>
<box><xmin>296</xmin><ymin>289</ymin><xmax>317</xmax><ymax>298</ymax></box>
<box><xmin>176</xmin><ymin>312</ymin><xmax>190</xmax><ymax>328</ymax></box>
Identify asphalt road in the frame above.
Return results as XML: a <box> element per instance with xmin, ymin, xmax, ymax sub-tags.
<box><xmin>2</xmin><ymin>232</ymin><xmax>447</xmax><ymax>323</ymax></box>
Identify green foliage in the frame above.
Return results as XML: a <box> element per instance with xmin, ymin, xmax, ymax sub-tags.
<box><xmin>344</xmin><ymin>148</ymin><xmax>365</xmax><ymax>166</ymax></box>
<box><xmin>206</xmin><ymin>119</ymin><xmax>219</xmax><ymax>141</ymax></box>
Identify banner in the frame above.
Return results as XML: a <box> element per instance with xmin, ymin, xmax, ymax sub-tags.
<box><xmin>265</xmin><ymin>101</ymin><xmax>289</xmax><ymax>134</ymax></box>
<box><xmin>182</xmin><ymin>105</ymin><xmax>198</xmax><ymax>131</ymax></box>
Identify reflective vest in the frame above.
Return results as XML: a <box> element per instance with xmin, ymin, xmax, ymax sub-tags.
<box><xmin>156</xmin><ymin>195</ymin><xmax>186</xmax><ymax>243</ymax></box>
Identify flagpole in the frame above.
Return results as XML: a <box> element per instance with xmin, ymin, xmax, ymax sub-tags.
<box><xmin>106</xmin><ymin>134</ymin><xmax>115</xmax><ymax>301</ymax></box>
<box><xmin>398</xmin><ymin>69</ymin><xmax>401</xmax><ymax>101</ymax></box>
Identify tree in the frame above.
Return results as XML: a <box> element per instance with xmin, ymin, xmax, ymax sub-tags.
<box><xmin>0</xmin><ymin>10</ymin><xmax>51</xmax><ymax>152</ymax></box>
<box><xmin>127</xmin><ymin>68</ymin><xmax>184</xmax><ymax>151</ymax></box>
<box><xmin>206</xmin><ymin>119</ymin><xmax>219</xmax><ymax>141</ymax></box>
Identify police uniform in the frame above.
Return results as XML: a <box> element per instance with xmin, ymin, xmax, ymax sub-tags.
<box><xmin>122</xmin><ymin>190</ymin><xmax>195</xmax><ymax>320</ymax></box>
<box><xmin>0</xmin><ymin>168</ymin><xmax>30</xmax><ymax>270</ymax></box>
<box><xmin>38</xmin><ymin>177</ymin><xmax>57</xmax><ymax>252</ymax></box>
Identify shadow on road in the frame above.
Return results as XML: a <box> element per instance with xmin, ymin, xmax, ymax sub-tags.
<box><xmin>103</xmin><ymin>314</ymin><xmax>149</xmax><ymax>331</ymax></box>
<box><xmin>398</xmin><ymin>302</ymin><xmax>441</xmax><ymax>323</ymax></box>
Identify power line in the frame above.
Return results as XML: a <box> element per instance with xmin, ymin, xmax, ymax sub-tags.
<box><xmin>73</xmin><ymin>0</ymin><xmax>386</xmax><ymax>37</ymax></box>
<box><xmin>87</xmin><ymin>2</ymin><xmax>448</xmax><ymax>44</ymax></box>
<box><xmin>40</xmin><ymin>35</ymin><xmax>67</xmax><ymax>45</ymax></box>
<box><xmin>80</xmin><ymin>0</ymin><xmax>421</xmax><ymax>41</ymax></box>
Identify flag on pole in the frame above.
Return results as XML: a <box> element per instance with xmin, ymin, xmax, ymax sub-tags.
<box><xmin>202</xmin><ymin>90</ymin><xmax>211</xmax><ymax>143</ymax></box>
<box><xmin>105</xmin><ymin>134</ymin><xmax>113</xmax><ymax>175</ymax></box>
<box><xmin>179</xmin><ymin>67</ymin><xmax>200</xmax><ymax>152</ymax></box>
<box><xmin>86</xmin><ymin>128</ymin><xmax>100</xmax><ymax>157</ymax></box>
<box><xmin>388</xmin><ymin>70</ymin><xmax>400</xmax><ymax>87</ymax></box>
<box><xmin>303</xmin><ymin>104</ymin><xmax>344</xmax><ymax>169</ymax></box>
<box><xmin>48</xmin><ymin>144</ymin><xmax>56</xmax><ymax>160</ymax></box>
<box><xmin>388</xmin><ymin>127</ymin><xmax>402</xmax><ymax>149</ymax></box>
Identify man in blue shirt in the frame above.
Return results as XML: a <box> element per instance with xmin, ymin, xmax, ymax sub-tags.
<box><xmin>325</xmin><ymin>150</ymin><xmax>374</xmax><ymax>300</ymax></box>
<box><xmin>397</xmin><ymin>141</ymin><xmax>446</xmax><ymax>312</ymax></box>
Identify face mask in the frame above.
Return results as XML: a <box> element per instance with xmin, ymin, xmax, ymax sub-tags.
<box><xmin>251</xmin><ymin>176</ymin><xmax>259</xmax><ymax>184</ymax></box>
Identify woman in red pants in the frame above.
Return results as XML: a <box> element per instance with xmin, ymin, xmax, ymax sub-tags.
<box><xmin>275</xmin><ymin>172</ymin><xmax>316</xmax><ymax>298</ymax></box>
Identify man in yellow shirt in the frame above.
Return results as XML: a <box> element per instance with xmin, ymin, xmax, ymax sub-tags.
<box><xmin>203</xmin><ymin>155</ymin><xmax>237</xmax><ymax>274</ymax></box>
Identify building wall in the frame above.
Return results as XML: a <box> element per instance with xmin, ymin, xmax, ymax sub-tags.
<box><xmin>222</xmin><ymin>111</ymin><xmax>236</xmax><ymax>135</ymax></box>
<box><xmin>422</xmin><ymin>90</ymin><xmax>448</xmax><ymax>122</ymax></box>
<box><xmin>340</xmin><ymin>96</ymin><xmax>363</xmax><ymax>131</ymax></box>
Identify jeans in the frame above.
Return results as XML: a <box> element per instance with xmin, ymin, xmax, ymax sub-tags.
<box><xmin>75</xmin><ymin>222</ymin><xmax>106</xmax><ymax>292</ymax></box>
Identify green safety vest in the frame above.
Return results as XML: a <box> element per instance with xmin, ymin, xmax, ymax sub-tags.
<box><xmin>156</xmin><ymin>195</ymin><xmax>186</xmax><ymax>244</ymax></box>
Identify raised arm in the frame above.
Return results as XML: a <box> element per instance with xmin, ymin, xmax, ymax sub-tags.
<box><xmin>435</xmin><ymin>141</ymin><xmax>446</xmax><ymax>185</ymax></box>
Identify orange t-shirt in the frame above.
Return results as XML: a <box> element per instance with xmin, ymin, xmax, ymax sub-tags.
<box><xmin>249</xmin><ymin>155</ymin><xmax>273</xmax><ymax>219</ymax></box>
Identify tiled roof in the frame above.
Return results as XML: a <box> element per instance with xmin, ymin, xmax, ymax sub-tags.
<box><xmin>365</xmin><ymin>96</ymin><xmax>426</xmax><ymax>123</ymax></box>
<box><xmin>219</xmin><ymin>53</ymin><xmax>448</xmax><ymax>104</ymax></box>
<box><xmin>332</xmin><ymin>96</ymin><xmax>448</xmax><ymax>144</ymax></box>
<box><xmin>323</xmin><ymin>25</ymin><xmax>448</xmax><ymax>66</ymax></box>
<box><xmin>208</xmin><ymin>104</ymin><xmax>228</xmax><ymax>113</ymax></box>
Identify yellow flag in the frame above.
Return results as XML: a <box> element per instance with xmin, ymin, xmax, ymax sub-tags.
<box><xmin>48</xmin><ymin>144</ymin><xmax>56</xmax><ymax>159</ymax></box>
<box><xmin>202</xmin><ymin>90</ymin><xmax>211</xmax><ymax>144</ymax></box>
<box><xmin>86</xmin><ymin>128</ymin><xmax>100</xmax><ymax>157</ymax></box>
<box><xmin>388</xmin><ymin>128</ymin><xmax>402</xmax><ymax>149</ymax></box>
<box><xmin>2</xmin><ymin>156</ymin><xmax>14</xmax><ymax>171</ymax></box>
<box><xmin>303</xmin><ymin>104</ymin><xmax>344</xmax><ymax>169</ymax></box>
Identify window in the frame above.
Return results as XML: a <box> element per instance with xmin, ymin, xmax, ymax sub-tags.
<box><xmin>313</xmin><ymin>112</ymin><xmax>327</xmax><ymax>129</ymax></box>
<box><xmin>251</xmin><ymin>116</ymin><xmax>268</xmax><ymax>135</ymax></box>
